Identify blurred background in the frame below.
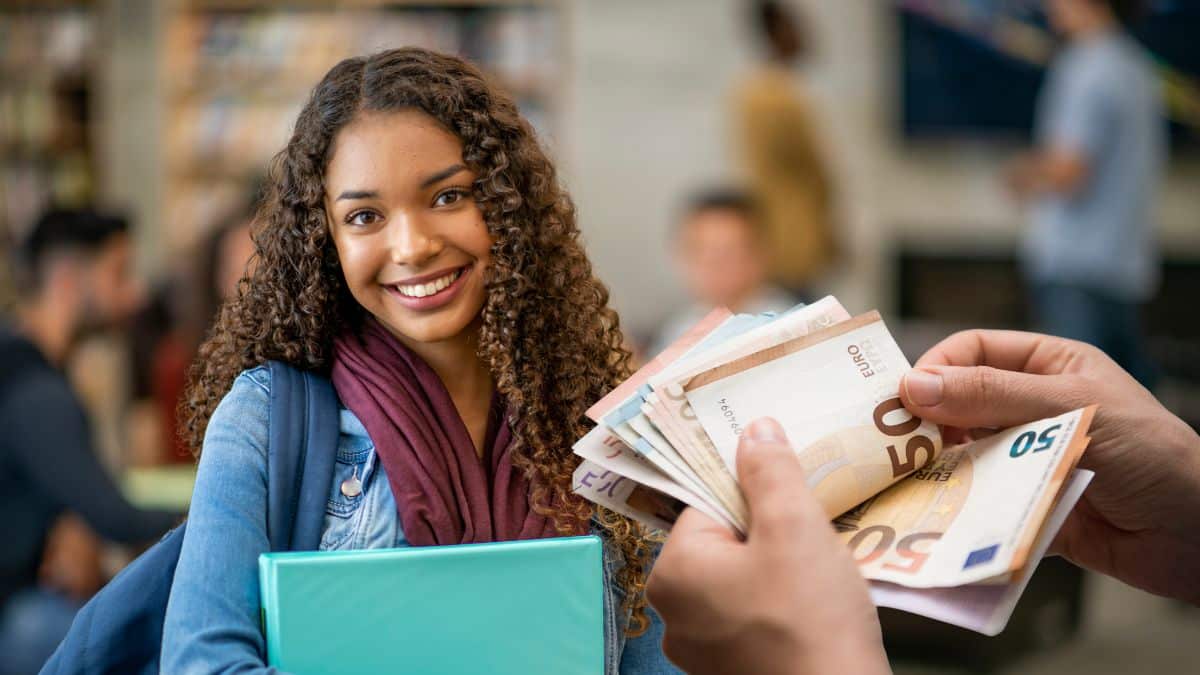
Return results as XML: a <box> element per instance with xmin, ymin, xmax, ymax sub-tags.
<box><xmin>1</xmin><ymin>0</ymin><xmax>1198</xmax><ymax>673</ymax></box>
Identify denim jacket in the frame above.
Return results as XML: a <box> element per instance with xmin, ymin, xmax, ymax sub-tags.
<box><xmin>162</xmin><ymin>366</ymin><xmax>680</xmax><ymax>674</ymax></box>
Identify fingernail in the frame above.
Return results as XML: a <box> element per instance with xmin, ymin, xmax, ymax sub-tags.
<box><xmin>746</xmin><ymin>417</ymin><xmax>787</xmax><ymax>443</ymax></box>
<box><xmin>904</xmin><ymin>369</ymin><xmax>943</xmax><ymax>407</ymax></box>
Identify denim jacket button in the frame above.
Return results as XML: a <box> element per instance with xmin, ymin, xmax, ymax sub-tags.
<box><xmin>340</xmin><ymin>466</ymin><xmax>363</xmax><ymax>497</ymax></box>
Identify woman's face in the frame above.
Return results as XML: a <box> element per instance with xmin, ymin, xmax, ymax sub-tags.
<box><xmin>325</xmin><ymin>110</ymin><xmax>492</xmax><ymax>345</ymax></box>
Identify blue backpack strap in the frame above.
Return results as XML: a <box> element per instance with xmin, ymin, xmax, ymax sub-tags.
<box><xmin>266</xmin><ymin>361</ymin><xmax>339</xmax><ymax>552</ymax></box>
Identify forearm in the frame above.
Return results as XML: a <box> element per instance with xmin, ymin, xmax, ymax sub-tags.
<box><xmin>9</xmin><ymin>379</ymin><xmax>180</xmax><ymax>542</ymax></box>
<box><xmin>36</xmin><ymin>418</ymin><xmax>180</xmax><ymax>541</ymax></box>
<box><xmin>65</xmin><ymin>472</ymin><xmax>180</xmax><ymax>542</ymax></box>
<box><xmin>663</xmin><ymin>621</ymin><xmax>891</xmax><ymax>675</ymax></box>
<box><xmin>1018</xmin><ymin>149</ymin><xmax>1088</xmax><ymax>197</ymax></box>
<box><xmin>1162</xmin><ymin>418</ymin><xmax>1200</xmax><ymax>602</ymax></box>
<box><xmin>797</xmin><ymin>629</ymin><xmax>891</xmax><ymax>675</ymax></box>
<box><xmin>162</xmin><ymin>371</ymin><xmax>280</xmax><ymax>672</ymax></box>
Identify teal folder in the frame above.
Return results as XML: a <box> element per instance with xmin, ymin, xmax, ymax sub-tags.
<box><xmin>258</xmin><ymin>535</ymin><xmax>604</xmax><ymax>675</ymax></box>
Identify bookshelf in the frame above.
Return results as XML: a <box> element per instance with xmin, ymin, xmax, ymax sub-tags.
<box><xmin>160</xmin><ymin>0</ymin><xmax>564</xmax><ymax>254</ymax></box>
<box><xmin>0</xmin><ymin>2</ymin><xmax>98</xmax><ymax>249</ymax></box>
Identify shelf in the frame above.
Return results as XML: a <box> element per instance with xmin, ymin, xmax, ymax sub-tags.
<box><xmin>0</xmin><ymin>4</ymin><xmax>97</xmax><ymax>237</ymax></box>
<box><xmin>158</xmin><ymin>0</ymin><xmax>563</xmax><ymax>252</ymax></box>
<box><xmin>168</xmin><ymin>162</ymin><xmax>263</xmax><ymax>181</ymax></box>
<box><xmin>0</xmin><ymin>1</ymin><xmax>95</xmax><ymax>9</ymax></box>
<box><xmin>179</xmin><ymin>0</ymin><xmax>553</xmax><ymax>10</ymax></box>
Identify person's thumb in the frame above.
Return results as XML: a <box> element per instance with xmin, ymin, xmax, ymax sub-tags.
<box><xmin>736</xmin><ymin>417</ymin><xmax>827</xmax><ymax>541</ymax></box>
<box><xmin>901</xmin><ymin>365</ymin><xmax>1085</xmax><ymax>430</ymax></box>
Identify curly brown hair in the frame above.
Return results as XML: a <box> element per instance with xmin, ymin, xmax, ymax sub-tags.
<box><xmin>180</xmin><ymin>47</ymin><xmax>655</xmax><ymax>632</ymax></box>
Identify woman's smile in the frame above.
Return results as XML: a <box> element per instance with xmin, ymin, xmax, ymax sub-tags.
<box><xmin>383</xmin><ymin>262</ymin><xmax>473</xmax><ymax>311</ymax></box>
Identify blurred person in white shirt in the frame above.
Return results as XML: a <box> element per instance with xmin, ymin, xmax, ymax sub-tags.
<box><xmin>648</xmin><ymin>188</ymin><xmax>794</xmax><ymax>357</ymax></box>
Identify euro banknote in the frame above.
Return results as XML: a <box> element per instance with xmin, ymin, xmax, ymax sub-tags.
<box><xmin>570</xmin><ymin>299</ymin><xmax>1098</xmax><ymax>635</ymax></box>
<box><xmin>682</xmin><ymin>311</ymin><xmax>943</xmax><ymax>519</ymax></box>
<box><xmin>835</xmin><ymin>407</ymin><xmax>1093</xmax><ymax>589</ymax></box>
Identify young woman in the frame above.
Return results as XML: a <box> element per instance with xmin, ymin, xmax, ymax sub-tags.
<box><xmin>161</xmin><ymin>48</ymin><xmax>673</xmax><ymax>673</ymax></box>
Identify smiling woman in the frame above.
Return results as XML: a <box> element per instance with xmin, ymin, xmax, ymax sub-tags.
<box><xmin>163</xmin><ymin>48</ymin><xmax>675</xmax><ymax>674</ymax></box>
<box><xmin>325</xmin><ymin>111</ymin><xmax>492</xmax><ymax>348</ymax></box>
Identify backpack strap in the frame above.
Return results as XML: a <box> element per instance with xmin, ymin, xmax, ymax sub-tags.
<box><xmin>266</xmin><ymin>361</ymin><xmax>340</xmax><ymax>552</ymax></box>
<box><xmin>37</xmin><ymin>363</ymin><xmax>340</xmax><ymax>675</ymax></box>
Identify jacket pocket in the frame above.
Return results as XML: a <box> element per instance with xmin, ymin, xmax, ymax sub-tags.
<box><xmin>325</xmin><ymin>436</ymin><xmax>376</xmax><ymax>519</ymax></box>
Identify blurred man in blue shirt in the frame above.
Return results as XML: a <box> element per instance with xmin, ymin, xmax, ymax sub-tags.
<box><xmin>0</xmin><ymin>209</ymin><xmax>178</xmax><ymax>674</ymax></box>
<box><xmin>1008</xmin><ymin>0</ymin><xmax>1164</xmax><ymax>386</ymax></box>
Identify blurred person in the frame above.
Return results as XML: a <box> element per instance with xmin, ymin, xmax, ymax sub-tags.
<box><xmin>650</xmin><ymin>188</ymin><xmax>794</xmax><ymax>355</ymax></box>
<box><xmin>125</xmin><ymin>283</ymin><xmax>183</xmax><ymax>465</ymax></box>
<box><xmin>1008</xmin><ymin>0</ymin><xmax>1164</xmax><ymax>387</ymax></box>
<box><xmin>732</xmin><ymin>0</ymin><xmax>839</xmax><ymax>295</ymax></box>
<box><xmin>128</xmin><ymin>201</ymin><xmax>257</xmax><ymax>464</ymax></box>
<box><xmin>0</xmin><ymin>209</ymin><xmax>180</xmax><ymax>674</ymax></box>
<box><xmin>648</xmin><ymin>330</ymin><xmax>1200</xmax><ymax>674</ymax></box>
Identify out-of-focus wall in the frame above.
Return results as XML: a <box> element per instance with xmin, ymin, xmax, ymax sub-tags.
<box><xmin>567</xmin><ymin>0</ymin><xmax>1200</xmax><ymax>338</ymax></box>
<box><xmin>99</xmin><ymin>0</ymin><xmax>166</xmax><ymax>279</ymax></box>
<box><xmin>565</xmin><ymin>0</ymin><xmax>751</xmax><ymax>337</ymax></box>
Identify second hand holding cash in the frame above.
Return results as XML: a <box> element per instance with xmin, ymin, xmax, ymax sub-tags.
<box><xmin>572</xmin><ymin>298</ymin><xmax>1096</xmax><ymax>636</ymax></box>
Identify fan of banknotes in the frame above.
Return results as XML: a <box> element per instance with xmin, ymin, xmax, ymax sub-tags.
<box><xmin>572</xmin><ymin>297</ymin><xmax>1096</xmax><ymax>636</ymax></box>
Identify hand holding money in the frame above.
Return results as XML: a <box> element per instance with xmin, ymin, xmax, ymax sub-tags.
<box><xmin>901</xmin><ymin>329</ymin><xmax>1200</xmax><ymax>605</ymax></box>
<box><xmin>649</xmin><ymin>418</ymin><xmax>890</xmax><ymax>675</ymax></box>
<box><xmin>574</xmin><ymin>299</ymin><xmax>1099</xmax><ymax>634</ymax></box>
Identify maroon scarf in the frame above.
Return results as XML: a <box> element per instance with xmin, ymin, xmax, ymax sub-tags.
<box><xmin>331</xmin><ymin>318</ymin><xmax>557</xmax><ymax>546</ymax></box>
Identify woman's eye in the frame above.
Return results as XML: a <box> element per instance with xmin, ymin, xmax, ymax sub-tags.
<box><xmin>346</xmin><ymin>211</ymin><xmax>380</xmax><ymax>226</ymax></box>
<box><xmin>433</xmin><ymin>189</ymin><xmax>467</xmax><ymax>207</ymax></box>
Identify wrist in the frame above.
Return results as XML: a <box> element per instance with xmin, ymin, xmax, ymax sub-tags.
<box><xmin>1154</xmin><ymin>413</ymin><xmax>1200</xmax><ymax>604</ymax></box>
<box><xmin>793</xmin><ymin>624</ymin><xmax>890</xmax><ymax>675</ymax></box>
<box><xmin>798</xmin><ymin>642</ymin><xmax>890</xmax><ymax>675</ymax></box>
<box><xmin>1166</xmin><ymin>416</ymin><xmax>1200</xmax><ymax>509</ymax></box>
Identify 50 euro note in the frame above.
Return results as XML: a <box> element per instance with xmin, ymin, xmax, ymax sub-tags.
<box><xmin>585</xmin><ymin>308</ymin><xmax>731</xmax><ymax>423</ymax></box>
<box><xmin>680</xmin><ymin>311</ymin><xmax>943</xmax><ymax>520</ymax></box>
<box><xmin>586</xmin><ymin>307</ymin><xmax>748</xmax><ymax>523</ymax></box>
<box><xmin>836</xmin><ymin>407</ymin><xmax>1095</xmax><ymax>589</ymax></box>
<box><xmin>641</xmin><ymin>296</ymin><xmax>853</xmax><ymax>529</ymax></box>
<box><xmin>572</xmin><ymin>458</ymin><xmax>683</xmax><ymax>533</ymax></box>
<box><xmin>571</xmin><ymin>426</ymin><xmax>735</xmax><ymax>531</ymax></box>
<box><xmin>870</xmin><ymin>467</ymin><xmax>1095</xmax><ymax>636</ymax></box>
<box><xmin>593</xmin><ymin>310</ymin><xmax>790</xmax><ymax>530</ymax></box>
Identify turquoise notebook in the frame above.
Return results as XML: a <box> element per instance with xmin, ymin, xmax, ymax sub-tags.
<box><xmin>258</xmin><ymin>535</ymin><xmax>604</xmax><ymax>675</ymax></box>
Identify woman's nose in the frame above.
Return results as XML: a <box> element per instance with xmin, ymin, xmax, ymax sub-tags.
<box><xmin>387</xmin><ymin>213</ymin><xmax>443</xmax><ymax>267</ymax></box>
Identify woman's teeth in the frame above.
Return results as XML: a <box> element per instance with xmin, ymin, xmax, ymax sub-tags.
<box><xmin>393</xmin><ymin>269</ymin><xmax>462</xmax><ymax>298</ymax></box>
